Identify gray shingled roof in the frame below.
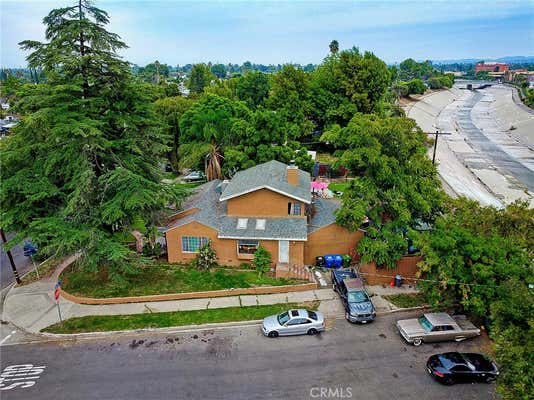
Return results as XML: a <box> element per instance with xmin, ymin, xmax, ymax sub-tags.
<box><xmin>308</xmin><ymin>198</ymin><xmax>341</xmax><ymax>233</ymax></box>
<box><xmin>166</xmin><ymin>163</ymin><xmax>342</xmax><ymax>241</ymax></box>
<box><xmin>166</xmin><ymin>179</ymin><xmax>308</xmax><ymax>240</ymax></box>
<box><xmin>220</xmin><ymin>160</ymin><xmax>311</xmax><ymax>204</ymax></box>
<box><xmin>166</xmin><ymin>180</ymin><xmax>222</xmax><ymax>231</ymax></box>
<box><xmin>219</xmin><ymin>217</ymin><xmax>308</xmax><ymax>241</ymax></box>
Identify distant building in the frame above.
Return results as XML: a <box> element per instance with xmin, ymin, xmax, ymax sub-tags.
<box><xmin>474</xmin><ymin>62</ymin><xmax>509</xmax><ymax>75</ymax></box>
<box><xmin>504</xmin><ymin>68</ymin><xmax>534</xmax><ymax>83</ymax></box>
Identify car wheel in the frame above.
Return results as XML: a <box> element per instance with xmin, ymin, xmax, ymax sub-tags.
<box><xmin>307</xmin><ymin>328</ymin><xmax>318</xmax><ymax>335</ymax></box>
<box><xmin>443</xmin><ymin>377</ymin><xmax>455</xmax><ymax>386</ymax></box>
<box><xmin>268</xmin><ymin>331</ymin><xmax>279</xmax><ymax>338</ymax></box>
<box><xmin>413</xmin><ymin>338</ymin><xmax>423</xmax><ymax>346</ymax></box>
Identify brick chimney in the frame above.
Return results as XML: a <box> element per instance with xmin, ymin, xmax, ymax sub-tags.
<box><xmin>286</xmin><ymin>160</ymin><xmax>298</xmax><ymax>186</ymax></box>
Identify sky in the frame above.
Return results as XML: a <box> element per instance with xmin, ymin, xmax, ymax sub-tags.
<box><xmin>1</xmin><ymin>0</ymin><xmax>534</xmax><ymax>67</ymax></box>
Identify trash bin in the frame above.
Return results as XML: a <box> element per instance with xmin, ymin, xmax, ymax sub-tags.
<box><xmin>324</xmin><ymin>255</ymin><xmax>335</xmax><ymax>268</ymax></box>
<box><xmin>394</xmin><ymin>274</ymin><xmax>402</xmax><ymax>287</ymax></box>
<box><xmin>315</xmin><ymin>256</ymin><xmax>325</xmax><ymax>268</ymax></box>
<box><xmin>333</xmin><ymin>254</ymin><xmax>343</xmax><ymax>268</ymax></box>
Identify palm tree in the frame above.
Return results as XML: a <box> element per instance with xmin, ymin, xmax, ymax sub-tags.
<box><xmin>329</xmin><ymin>40</ymin><xmax>339</xmax><ymax>55</ymax></box>
<box><xmin>203</xmin><ymin>124</ymin><xmax>223</xmax><ymax>181</ymax></box>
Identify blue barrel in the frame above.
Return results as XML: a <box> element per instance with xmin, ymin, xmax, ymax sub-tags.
<box><xmin>333</xmin><ymin>254</ymin><xmax>343</xmax><ymax>268</ymax></box>
<box><xmin>324</xmin><ymin>255</ymin><xmax>335</xmax><ymax>268</ymax></box>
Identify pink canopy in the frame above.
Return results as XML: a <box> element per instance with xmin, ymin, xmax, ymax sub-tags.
<box><xmin>310</xmin><ymin>181</ymin><xmax>329</xmax><ymax>190</ymax></box>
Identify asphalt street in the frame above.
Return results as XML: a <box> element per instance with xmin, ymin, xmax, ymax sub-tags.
<box><xmin>0</xmin><ymin>311</ymin><xmax>496</xmax><ymax>400</ymax></box>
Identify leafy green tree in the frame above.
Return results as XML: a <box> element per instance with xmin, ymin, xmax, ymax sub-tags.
<box><xmin>268</xmin><ymin>64</ymin><xmax>313</xmax><ymax>138</ymax></box>
<box><xmin>0</xmin><ymin>75</ymin><xmax>24</xmax><ymax>98</ymax></box>
<box><xmin>210</xmin><ymin>63</ymin><xmax>227</xmax><ymax>79</ymax></box>
<box><xmin>310</xmin><ymin>54</ymin><xmax>356</xmax><ymax>130</ymax></box>
<box><xmin>236</xmin><ymin>71</ymin><xmax>270</xmax><ymax>108</ymax></box>
<box><xmin>2</xmin><ymin>0</ymin><xmax>185</xmax><ymax>277</ymax></box>
<box><xmin>324</xmin><ymin>114</ymin><xmax>444</xmax><ymax>268</ymax></box>
<box><xmin>204</xmin><ymin>77</ymin><xmax>238</xmax><ymax>99</ymax></box>
<box><xmin>254</xmin><ymin>245</ymin><xmax>272</xmax><ymax>277</ymax></box>
<box><xmin>137</xmin><ymin>61</ymin><xmax>170</xmax><ymax>83</ymax></box>
<box><xmin>193</xmin><ymin>241</ymin><xmax>218</xmax><ymax>270</ymax></box>
<box><xmin>179</xmin><ymin>94</ymin><xmax>250</xmax><ymax>145</ymax></box>
<box><xmin>154</xmin><ymin>96</ymin><xmax>194</xmax><ymax>171</ymax></box>
<box><xmin>398</xmin><ymin>58</ymin><xmax>435</xmax><ymax>81</ymax></box>
<box><xmin>407</xmin><ymin>78</ymin><xmax>426</xmax><ymax>95</ymax></box>
<box><xmin>392</xmin><ymin>82</ymin><xmax>409</xmax><ymax>98</ymax></box>
<box><xmin>414</xmin><ymin>199</ymin><xmax>533</xmax><ymax>399</ymax></box>
<box><xmin>336</xmin><ymin>48</ymin><xmax>391</xmax><ymax>113</ymax></box>
<box><xmin>187</xmin><ymin>64</ymin><xmax>215</xmax><ymax>95</ymax></box>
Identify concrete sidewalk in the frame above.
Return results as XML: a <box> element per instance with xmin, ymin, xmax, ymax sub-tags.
<box><xmin>1</xmin><ymin>257</ymin><xmax>416</xmax><ymax>334</ymax></box>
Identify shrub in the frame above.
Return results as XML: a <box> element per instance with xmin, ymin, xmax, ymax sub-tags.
<box><xmin>193</xmin><ymin>241</ymin><xmax>218</xmax><ymax>270</ymax></box>
<box><xmin>254</xmin><ymin>245</ymin><xmax>272</xmax><ymax>277</ymax></box>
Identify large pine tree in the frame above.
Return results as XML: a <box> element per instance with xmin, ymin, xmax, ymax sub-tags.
<box><xmin>1</xmin><ymin>1</ymin><xmax>184</xmax><ymax>275</ymax></box>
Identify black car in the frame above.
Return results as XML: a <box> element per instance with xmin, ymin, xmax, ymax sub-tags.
<box><xmin>426</xmin><ymin>352</ymin><xmax>499</xmax><ymax>385</ymax></box>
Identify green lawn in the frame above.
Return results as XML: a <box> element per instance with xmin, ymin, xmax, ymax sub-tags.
<box><xmin>61</xmin><ymin>264</ymin><xmax>305</xmax><ymax>298</ymax></box>
<box><xmin>383</xmin><ymin>293</ymin><xmax>426</xmax><ymax>308</ymax></box>
<box><xmin>42</xmin><ymin>301</ymin><xmax>320</xmax><ymax>334</ymax></box>
<box><xmin>328</xmin><ymin>182</ymin><xmax>350</xmax><ymax>193</ymax></box>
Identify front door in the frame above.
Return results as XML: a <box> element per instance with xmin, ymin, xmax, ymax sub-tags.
<box><xmin>278</xmin><ymin>240</ymin><xmax>289</xmax><ymax>263</ymax></box>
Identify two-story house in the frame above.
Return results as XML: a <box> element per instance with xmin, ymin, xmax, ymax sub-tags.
<box><xmin>165</xmin><ymin>160</ymin><xmax>363</xmax><ymax>269</ymax></box>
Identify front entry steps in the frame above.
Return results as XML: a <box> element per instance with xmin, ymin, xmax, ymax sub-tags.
<box><xmin>275</xmin><ymin>263</ymin><xmax>314</xmax><ymax>282</ymax></box>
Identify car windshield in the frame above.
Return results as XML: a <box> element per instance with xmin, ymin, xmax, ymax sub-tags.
<box><xmin>277</xmin><ymin>312</ymin><xmax>290</xmax><ymax>325</ymax></box>
<box><xmin>307</xmin><ymin>310</ymin><xmax>318</xmax><ymax>320</ymax></box>
<box><xmin>418</xmin><ymin>316</ymin><xmax>433</xmax><ymax>332</ymax></box>
<box><xmin>347</xmin><ymin>291</ymin><xmax>368</xmax><ymax>303</ymax></box>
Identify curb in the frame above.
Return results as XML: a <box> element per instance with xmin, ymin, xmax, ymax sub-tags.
<box><xmin>15</xmin><ymin>306</ymin><xmax>430</xmax><ymax>340</ymax></box>
<box><xmin>35</xmin><ymin>319</ymin><xmax>266</xmax><ymax>340</ymax></box>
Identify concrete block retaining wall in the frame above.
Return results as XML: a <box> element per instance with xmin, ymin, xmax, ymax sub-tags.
<box><xmin>61</xmin><ymin>282</ymin><xmax>319</xmax><ymax>305</ymax></box>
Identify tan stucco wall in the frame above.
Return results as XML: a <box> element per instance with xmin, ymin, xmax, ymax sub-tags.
<box><xmin>304</xmin><ymin>223</ymin><xmax>363</xmax><ymax>265</ymax></box>
<box><xmin>226</xmin><ymin>188</ymin><xmax>306</xmax><ymax>218</ymax></box>
<box><xmin>166</xmin><ymin>221</ymin><xmax>306</xmax><ymax>267</ymax></box>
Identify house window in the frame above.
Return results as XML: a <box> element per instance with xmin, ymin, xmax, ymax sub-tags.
<box><xmin>237</xmin><ymin>239</ymin><xmax>259</xmax><ymax>255</ymax></box>
<box><xmin>181</xmin><ymin>236</ymin><xmax>209</xmax><ymax>253</ymax></box>
<box><xmin>288</xmin><ymin>202</ymin><xmax>301</xmax><ymax>215</ymax></box>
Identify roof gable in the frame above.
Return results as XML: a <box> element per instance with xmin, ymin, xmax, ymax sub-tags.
<box><xmin>220</xmin><ymin>160</ymin><xmax>311</xmax><ymax>204</ymax></box>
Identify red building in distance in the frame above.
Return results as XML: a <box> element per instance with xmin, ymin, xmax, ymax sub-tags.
<box><xmin>474</xmin><ymin>62</ymin><xmax>510</xmax><ymax>74</ymax></box>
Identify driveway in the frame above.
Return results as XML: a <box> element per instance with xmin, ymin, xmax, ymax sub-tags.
<box><xmin>0</xmin><ymin>311</ymin><xmax>496</xmax><ymax>400</ymax></box>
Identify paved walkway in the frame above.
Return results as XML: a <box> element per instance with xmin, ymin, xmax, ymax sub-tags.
<box><xmin>1</xmin><ymin>257</ymin><xmax>417</xmax><ymax>334</ymax></box>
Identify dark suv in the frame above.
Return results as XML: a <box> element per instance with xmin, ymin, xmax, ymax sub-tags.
<box><xmin>331</xmin><ymin>268</ymin><xmax>358</xmax><ymax>290</ymax></box>
<box><xmin>332</xmin><ymin>269</ymin><xmax>375</xmax><ymax>323</ymax></box>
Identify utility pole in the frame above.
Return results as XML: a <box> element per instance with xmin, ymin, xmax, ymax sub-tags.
<box><xmin>0</xmin><ymin>229</ymin><xmax>22</xmax><ymax>284</ymax></box>
<box><xmin>424</xmin><ymin>131</ymin><xmax>453</xmax><ymax>166</ymax></box>
<box><xmin>432</xmin><ymin>130</ymin><xmax>439</xmax><ymax>165</ymax></box>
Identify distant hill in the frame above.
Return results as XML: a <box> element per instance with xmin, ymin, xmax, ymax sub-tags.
<box><xmin>432</xmin><ymin>56</ymin><xmax>534</xmax><ymax>65</ymax></box>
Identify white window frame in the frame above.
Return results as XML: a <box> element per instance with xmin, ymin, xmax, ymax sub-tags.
<box><xmin>237</xmin><ymin>239</ymin><xmax>259</xmax><ymax>255</ymax></box>
<box><xmin>288</xmin><ymin>202</ymin><xmax>301</xmax><ymax>216</ymax></box>
<box><xmin>181</xmin><ymin>236</ymin><xmax>209</xmax><ymax>253</ymax></box>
